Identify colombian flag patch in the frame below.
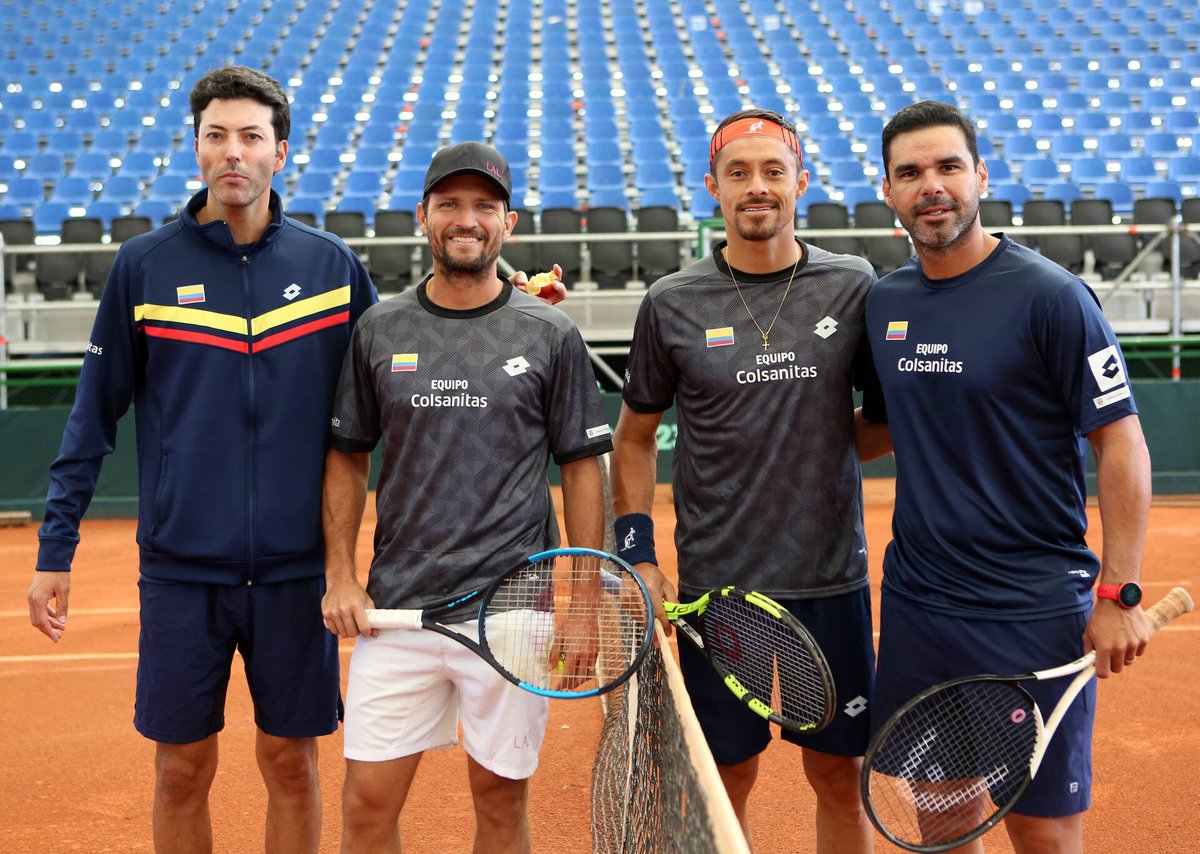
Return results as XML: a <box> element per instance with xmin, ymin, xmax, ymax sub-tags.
<box><xmin>177</xmin><ymin>284</ymin><xmax>206</xmax><ymax>305</ymax></box>
<box><xmin>391</xmin><ymin>353</ymin><xmax>418</xmax><ymax>372</ymax></box>
<box><xmin>886</xmin><ymin>321</ymin><xmax>908</xmax><ymax>341</ymax></box>
<box><xmin>706</xmin><ymin>327</ymin><xmax>735</xmax><ymax>348</ymax></box>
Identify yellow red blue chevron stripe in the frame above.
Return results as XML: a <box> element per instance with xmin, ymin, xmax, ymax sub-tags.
<box><xmin>135</xmin><ymin>286</ymin><xmax>352</xmax><ymax>352</ymax></box>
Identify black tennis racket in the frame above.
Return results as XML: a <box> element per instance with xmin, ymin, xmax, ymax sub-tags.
<box><xmin>366</xmin><ymin>547</ymin><xmax>653</xmax><ymax>699</ymax></box>
<box><xmin>664</xmin><ymin>587</ymin><xmax>836</xmax><ymax>733</ymax></box>
<box><xmin>863</xmin><ymin>586</ymin><xmax>1194</xmax><ymax>852</ymax></box>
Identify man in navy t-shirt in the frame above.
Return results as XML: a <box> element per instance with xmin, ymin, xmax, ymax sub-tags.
<box><xmin>862</xmin><ymin>101</ymin><xmax>1153</xmax><ymax>852</ymax></box>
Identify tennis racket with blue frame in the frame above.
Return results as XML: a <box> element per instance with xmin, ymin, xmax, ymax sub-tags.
<box><xmin>366</xmin><ymin>547</ymin><xmax>654</xmax><ymax>699</ymax></box>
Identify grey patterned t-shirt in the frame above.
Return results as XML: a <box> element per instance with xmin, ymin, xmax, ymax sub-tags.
<box><xmin>623</xmin><ymin>240</ymin><xmax>877</xmax><ymax>598</ymax></box>
<box><xmin>331</xmin><ymin>279</ymin><xmax>613</xmax><ymax>609</ymax></box>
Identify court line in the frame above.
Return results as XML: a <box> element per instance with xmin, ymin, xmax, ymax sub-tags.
<box><xmin>0</xmin><ymin>647</ymin><xmax>358</xmax><ymax>665</ymax></box>
<box><xmin>4</xmin><ymin>624</ymin><xmax>1199</xmax><ymax>667</ymax></box>
<box><xmin>3</xmin><ymin>583</ymin><xmax>1194</xmax><ymax>622</ymax></box>
<box><xmin>0</xmin><ymin>608</ymin><xmax>139</xmax><ymax>618</ymax></box>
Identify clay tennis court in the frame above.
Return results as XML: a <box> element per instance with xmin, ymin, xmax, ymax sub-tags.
<box><xmin>1</xmin><ymin>479</ymin><xmax>1196</xmax><ymax>852</ymax></box>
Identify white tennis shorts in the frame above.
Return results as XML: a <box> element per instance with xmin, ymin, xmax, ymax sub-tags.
<box><xmin>343</xmin><ymin>617</ymin><xmax>550</xmax><ymax>780</ymax></box>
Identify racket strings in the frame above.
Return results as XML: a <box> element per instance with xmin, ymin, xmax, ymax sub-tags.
<box><xmin>701</xmin><ymin>597</ymin><xmax>830</xmax><ymax>728</ymax></box>
<box><xmin>482</xmin><ymin>555</ymin><xmax>650</xmax><ymax>694</ymax></box>
<box><xmin>867</xmin><ymin>681</ymin><xmax>1039</xmax><ymax>849</ymax></box>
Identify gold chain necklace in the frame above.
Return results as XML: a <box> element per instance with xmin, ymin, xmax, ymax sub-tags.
<box><xmin>726</xmin><ymin>250</ymin><xmax>801</xmax><ymax>350</ymax></box>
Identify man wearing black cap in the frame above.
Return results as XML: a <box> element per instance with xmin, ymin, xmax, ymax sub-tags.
<box><xmin>319</xmin><ymin>141</ymin><xmax>612</xmax><ymax>852</ymax></box>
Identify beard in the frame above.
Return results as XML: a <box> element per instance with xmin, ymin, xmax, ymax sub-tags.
<box><xmin>430</xmin><ymin>228</ymin><xmax>503</xmax><ymax>276</ymax></box>
<box><xmin>900</xmin><ymin>195</ymin><xmax>980</xmax><ymax>254</ymax></box>
<box><xmin>730</xmin><ymin>205</ymin><xmax>788</xmax><ymax>242</ymax></box>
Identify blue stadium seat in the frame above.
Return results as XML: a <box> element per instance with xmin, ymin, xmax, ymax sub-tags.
<box><xmin>1144</xmin><ymin>133</ymin><xmax>1183</xmax><ymax>159</ymax></box>
<box><xmin>1143</xmin><ymin>180</ymin><xmax>1183</xmax><ymax>206</ymax></box>
<box><xmin>639</xmin><ymin>187</ymin><xmax>680</xmax><ymax>210</ymax></box>
<box><xmin>1119</xmin><ymin>156</ymin><xmax>1160</xmax><ymax>184</ymax></box>
<box><xmin>588</xmin><ymin>188</ymin><xmax>629</xmax><ymax>210</ymax></box>
<box><xmin>32</xmin><ymin>201</ymin><xmax>72</xmax><ymax>234</ymax></box>
<box><xmin>1165</xmin><ymin>111</ymin><xmax>1200</xmax><ymax>135</ymax></box>
<box><xmin>1073</xmin><ymin>113</ymin><xmax>1112</xmax><ymax>136</ymax></box>
<box><xmin>540</xmin><ymin>188</ymin><xmax>580</xmax><ymax>211</ymax></box>
<box><xmin>990</xmin><ymin>183</ymin><xmax>1032</xmax><ymax>216</ymax></box>
<box><xmin>1020</xmin><ymin>157</ymin><xmax>1062</xmax><ymax>186</ymax></box>
<box><xmin>85</xmin><ymin>200</ymin><xmax>123</xmax><ymax>230</ymax></box>
<box><xmin>1095</xmin><ymin>133</ymin><xmax>1136</xmax><ymax>159</ymax></box>
<box><xmin>284</xmin><ymin>195</ymin><xmax>326</xmax><ymax>225</ymax></box>
<box><xmin>20</xmin><ymin>148</ymin><xmax>65</xmax><ymax>181</ymax></box>
<box><xmin>1092</xmin><ymin>182</ymin><xmax>1135</xmax><ymax>217</ymax></box>
<box><xmin>148</xmin><ymin>175</ymin><xmax>193</xmax><ymax>203</ymax></box>
<box><xmin>333</xmin><ymin>195</ymin><xmax>378</xmax><ymax>226</ymax></box>
<box><xmin>1042</xmin><ymin>182</ymin><xmax>1082</xmax><ymax>210</ymax></box>
<box><xmin>540</xmin><ymin>165</ymin><xmax>577</xmax><ymax>193</ymax></box>
<box><xmin>840</xmin><ymin>184</ymin><xmax>880</xmax><ymax>208</ymax></box>
<box><xmin>100</xmin><ymin>176</ymin><xmax>143</xmax><ymax>207</ymax></box>
<box><xmin>51</xmin><ymin>176</ymin><xmax>93</xmax><ymax>206</ymax></box>
<box><xmin>1167</xmin><ymin>156</ymin><xmax>1200</xmax><ymax>185</ymax></box>
<box><xmin>1070</xmin><ymin>158</ymin><xmax>1112</xmax><ymax>186</ymax></box>
<box><xmin>1049</xmin><ymin>135</ymin><xmax>1089</xmax><ymax>162</ymax></box>
<box><xmin>344</xmin><ymin>171</ymin><xmax>384</xmax><ymax>197</ymax></box>
<box><xmin>586</xmin><ymin>163</ymin><xmax>625</xmax><ymax>193</ymax></box>
<box><xmin>4</xmin><ymin>177</ymin><xmax>45</xmax><ymax>209</ymax></box>
<box><xmin>985</xmin><ymin>159</ymin><xmax>1013</xmax><ymax>183</ymax></box>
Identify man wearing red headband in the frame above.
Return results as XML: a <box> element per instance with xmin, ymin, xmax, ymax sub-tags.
<box><xmin>612</xmin><ymin>108</ymin><xmax>888</xmax><ymax>851</ymax></box>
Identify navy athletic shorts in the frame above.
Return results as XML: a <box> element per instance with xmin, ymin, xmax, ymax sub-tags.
<box><xmin>677</xmin><ymin>586</ymin><xmax>875</xmax><ymax>766</ymax></box>
<box><xmin>871</xmin><ymin>594</ymin><xmax>1095</xmax><ymax>818</ymax></box>
<box><xmin>134</xmin><ymin>576</ymin><xmax>341</xmax><ymax>744</ymax></box>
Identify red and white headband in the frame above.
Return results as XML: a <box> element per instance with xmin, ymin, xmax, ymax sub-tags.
<box><xmin>709</xmin><ymin>116</ymin><xmax>803</xmax><ymax>168</ymax></box>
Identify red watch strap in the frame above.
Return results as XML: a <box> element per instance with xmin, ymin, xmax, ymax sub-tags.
<box><xmin>1096</xmin><ymin>583</ymin><xmax>1122</xmax><ymax>602</ymax></box>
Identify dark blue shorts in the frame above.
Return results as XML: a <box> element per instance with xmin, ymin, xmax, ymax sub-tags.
<box><xmin>677</xmin><ymin>586</ymin><xmax>875</xmax><ymax>765</ymax></box>
<box><xmin>871</xmin><ymin>594</ymin><xmax>1095</xmax><ymax>818</ymax></box>
<box><xmin>134</xmin><ymin>577</ymin><xmax>341</xmax><ymax>745</ymax></box>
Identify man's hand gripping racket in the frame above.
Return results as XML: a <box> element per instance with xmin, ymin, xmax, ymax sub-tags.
<box><xmin>862</xmin><ymin>586</ymin><xmax>1194</xmax><ymax>852</ymax></box>
<box><xmin>364</xmin><ymin>548</ymin><xmax>654</xmax><ymax>699</ymax></box>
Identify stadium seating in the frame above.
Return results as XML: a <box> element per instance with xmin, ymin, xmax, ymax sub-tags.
<box><xmin>1</xmin><ymin>0</ymin><xmax>1198</xmax><ymax>298</ymax></box>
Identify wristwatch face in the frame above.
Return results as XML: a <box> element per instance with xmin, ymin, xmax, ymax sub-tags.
<box><xmin>1119</xmin><ymin>582</ymin><xmax>1143</xmax><ymax>608</ymax></box>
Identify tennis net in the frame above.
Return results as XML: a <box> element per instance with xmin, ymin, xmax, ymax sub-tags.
<box><xmin>590</xmin><ymin>625</ymin><xmax>749</xmax><ymax>854</ymax></box>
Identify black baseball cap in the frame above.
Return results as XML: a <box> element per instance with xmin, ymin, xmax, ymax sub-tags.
<box><xmin>422</xmin><ymin>142</ymin><xmax>512</xmax><ymax>203</ymax></box>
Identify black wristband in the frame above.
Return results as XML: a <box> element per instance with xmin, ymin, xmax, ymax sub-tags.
<box><xmin>614</xmin><ymin>513</ymin><xmax>657</xmax><ymax>566</ymax></box>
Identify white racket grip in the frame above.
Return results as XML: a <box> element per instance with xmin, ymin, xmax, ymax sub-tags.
<box><xmin>365</xmin><ymin>608</ymin><xmax>424</xmax><ymax>631</ymax></box>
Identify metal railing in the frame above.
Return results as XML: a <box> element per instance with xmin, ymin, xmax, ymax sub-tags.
<box><xmin>4</xmin><ymin>220</ymin><xmax>1200</xmax><ymax>407</ymax></box>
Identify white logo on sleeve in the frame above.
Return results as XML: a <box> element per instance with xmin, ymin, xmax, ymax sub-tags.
<box><xmin>586</xmin><ymin>424</ymin><xmax>612</xmax><ymax>439</ymax></box>
<box><xmin>1087</xmin><ymin>346</ymin><xmax>1126</xmax><ymax>391</ymax></box>
<box><xmin>502</xmin><ymin>356</ymin><xmax>531</xmax><ymax>377</ymax></box>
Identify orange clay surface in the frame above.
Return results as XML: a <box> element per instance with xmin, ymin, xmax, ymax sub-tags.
<box><xmin>1</xmin><ymin>480</ymin><xmax>1197</xmax><ymax>852</ymax></box>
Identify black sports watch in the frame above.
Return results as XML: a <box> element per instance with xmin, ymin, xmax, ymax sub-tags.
<box><xmin>1096</xmin><ymin>581</ymin><xmax>1143</xmax><ymax>609</ymax></box>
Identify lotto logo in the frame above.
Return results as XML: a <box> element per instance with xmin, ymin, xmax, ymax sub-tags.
<box><xmin>843</xmin><ymin>695</ymin><xmax>868</xmax><ymax>717</ymax></box>
<box><xmin>814</xmin><ymin>316</ymin><xmax>838</xmax><ymax>339</ymax></box>
<box><xmin>503</xmin><ymin>356</ymin><xmax>531</xmax><ymax>377</ymax></box>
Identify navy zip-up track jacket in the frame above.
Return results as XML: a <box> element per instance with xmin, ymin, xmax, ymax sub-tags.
<box><xmin>37</xmin><ymin>189</ymin><xmax>378</xmax><ymax>584</ymax></box>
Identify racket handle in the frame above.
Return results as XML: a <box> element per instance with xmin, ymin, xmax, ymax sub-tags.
<box><xmin>1144</xmin><ymin>587</ymin><xmax>1195</xmax><ymax>633</ymax></box>
<box><xmin>364</xmin><ymin>608</ymin><xmax>423</xmax><ymax>631</ymax></box>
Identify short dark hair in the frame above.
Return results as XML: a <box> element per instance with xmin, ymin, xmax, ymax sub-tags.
<box><xmin>189</xmin><ymin>65</ymin><xmax>290</xmax><ymax>143</ymax></box>
<box><xmin>881</xmin><ymin>100</ymin><xmax>979</xmax><ymax>177</ymax></box>
<box><xmin>710</xmin><ymin>108</ymin><xmax>802</xmax><ymax>171</ymax></box>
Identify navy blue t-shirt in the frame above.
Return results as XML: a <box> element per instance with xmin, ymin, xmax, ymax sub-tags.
<box><xmin>862</xmin><ymin>236</ymin><xmax>1138</xmax><ymax>619</ymax></box>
